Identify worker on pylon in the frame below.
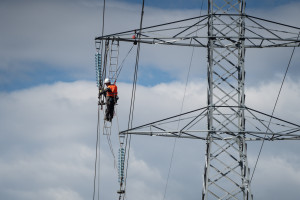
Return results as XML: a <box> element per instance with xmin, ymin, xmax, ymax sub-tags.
<box><xmin>99</xmin><ymin>78</ymin><xmax>118</xmax><ymax>122</ymax></box>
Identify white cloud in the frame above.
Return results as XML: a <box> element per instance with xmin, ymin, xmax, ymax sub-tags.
<box><xmin>1</xmin><ymin>79</ymin><xmax>300</xmax><ymax>199</ymax></box>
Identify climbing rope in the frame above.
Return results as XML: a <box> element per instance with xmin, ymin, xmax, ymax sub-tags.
<box><xmin>250</xmin><ymin>32</ymin><xmax>300</xmax><ymax>182</ymax></box>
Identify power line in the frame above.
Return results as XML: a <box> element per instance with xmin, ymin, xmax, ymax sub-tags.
<box><xmin>93</xmin><ymin>106</ymin><xmax>102</xmax><ymax>200</ymax></box>
<box><xmin>122</xmin><ymin>1</ymin><xmax>145</xmax><ymax>200</ymax></box>
<box><xmin>93</xmin><ymin>1</ymin><xmax>106</xmax><ymax>200</ymax></box>
<box><xmin>162</xmin><ymin>1</ymin><xmax>205</xmax><ymax>199</ymax></box>
<box><xmin>250</xmin><ymin>32</ymin><xmax>300</xmax><ymax>182</ymax></box>
<box><xmin>116</xmin><ymin>44</ymin><xmax>135</xmax><ymax>81</ymax></box>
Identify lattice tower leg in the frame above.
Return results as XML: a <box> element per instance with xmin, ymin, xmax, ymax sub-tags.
<box><xmin>202</xmin><ymin>0</ymin><xmax>252</xmax><ymax>199</ymax></box>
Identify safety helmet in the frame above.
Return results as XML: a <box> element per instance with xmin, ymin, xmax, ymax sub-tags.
<box><xmin>104</xmin><ymin>78</ymin><xmax>111</xmax><ymax>84</ymax></box>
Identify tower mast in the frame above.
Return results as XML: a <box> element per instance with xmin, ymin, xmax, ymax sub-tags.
<box><xmin>204</xmin><ymin>0</ymin><xmax>251</xmax><ymax>199</ymax></box>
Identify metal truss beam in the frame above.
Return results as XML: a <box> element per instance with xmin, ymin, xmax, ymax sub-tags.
<box><xmin>96</xmin><ymin>14</ymin><xmax>300</xmax><ymax>48</ymax></box>
<box><xmin>119</xmin><ymin>106</ymin><xmax>300</xmax><ymax>141</ymax></box>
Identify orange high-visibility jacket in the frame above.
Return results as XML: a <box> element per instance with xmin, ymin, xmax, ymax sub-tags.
<box><xmin>107</xmin><ymin>84</ymin><xmax>118</xmax><ymax>97</ymax></box>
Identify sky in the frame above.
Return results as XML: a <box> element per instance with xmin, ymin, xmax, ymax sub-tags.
<box><xmin>1</xmin><ymin>0</ymin><xmax>300</xmax><ymax>200</ymax></box>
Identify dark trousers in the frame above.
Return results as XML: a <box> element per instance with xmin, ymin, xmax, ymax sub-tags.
<box><xmin>105</xmin><ymin>97</ymin><xmax>115</xmax><ymax>121</ymax></box>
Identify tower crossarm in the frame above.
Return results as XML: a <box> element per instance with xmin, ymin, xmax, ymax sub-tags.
<box><xmin>96</xmin><ymin>14</ymin><xmax>300</xmax><ymax>48</ymax></box>
<box><xmin>119</xmin><ymin>106</ymin><xmax>300</xmax><ymax>141</ymax></box>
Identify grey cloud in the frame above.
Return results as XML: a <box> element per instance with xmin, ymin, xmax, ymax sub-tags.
<box><xmin>2</xmin><ymin>0</ymin><xmax>299</xmax><ymax>90</ymax></box>
<box><xmin>1</xmin><ymin>80</ymin><xmax>300</xmax><ymax>199</ymax></box>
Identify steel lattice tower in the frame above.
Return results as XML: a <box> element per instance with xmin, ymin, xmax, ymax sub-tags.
<box><xmin>203</xmin><ymin>1</ymin><xmax>251</xmax><ymax>199</ymax></box>
<box><xmin>96</xmin><ymin>0</ymin><xmax>300</xmax><ymax>199</ymax></box>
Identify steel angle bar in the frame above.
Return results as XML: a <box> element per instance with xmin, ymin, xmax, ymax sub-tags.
<box><xmin>247</xmin><ymin>17</ymin><xmax>282</xmax><ymax>40</ymax></box>
<box><xmin>212</xmin><ymin>139</ymin><xmax>240</xmax><ymax>159</ymax></box>
<box><xmin>213</xmin><ymin>108</ymin><xmax>240</xmax><ymax>128</ymax></box>
<box><xmin>180</xmin><ymin>108</ymin><xmax>208</xmax><ymax>132</ymax></box>
<box><xmin>150</xmin><ymin>125</ymin><xmax>180</xmax><ymax>137</ymax></box>
<box><xmin>211</xmin><ymin>142</ymin><xmax>239</xmax><ymax>167</ymax></box>
<box><xmin>226</xmin><ymin>0</ymin><xmax>240</xmax><ymax>13</ymax></box>
<box><xmin>209</xmin><ymin>165</ymin><xmax>241</xmax><ymax>189</ymax></box>
<box><xmin>139</xmin><ymin>33</ymin><xmax>173</xmax><ymax>45</ymax></box>
<box><xmin>245</xmin><ymin>109</ymin><xmax>276</xmax><ymax>135</ymax></box>
<box><xmin>97</xmin><ymin>36</ymin><xmax>300</xmax><ymax>48</ymax></box>
<box><xmin>213</xmin><ymin>115</ymin><xmax>234</xmax><ymax>133</ymax></box>
<box><xmin>186</xmin><ymin>114</ymin><xmax>207</xmax><ymax>131</ymax></box>
<box><xmin>213</xmin><ymin>0</ymin><xmax>239</xmax><ymax>13</ymax></box>
<box><xmin>213</xmin><ymin>89</ymin><xmax>238</xmax><ymax>106</ymax></box>
<box><xmin>95</xmin><ymin>15</ymin><xmax>209</xmax><ymax>39</ymax></box>
<box><xmin>259</xmin><ymin>41</ymin><xmax>300</xmax><ymax>48</ymax></box>
<box><xmin>123</xmin><ymin>129</ymin><xmax>300</xmax><ymax>135</ymax></box>
<box><xmin>212</xmin><ymin>65</ymin><xmax>239</xmax><ymax>85</ymax></box>
<box><xmin>213</xmin><ymin>86</ymin><xmax>239</xmax><ymax>105</ymax></box>
<box><xmin>213</xmin><ymin>15</ymin><xmax>241</xmax><ymax>36</ymax></box>
<box><xmin>192</xmin><ymin>38</ymin><xmax>206</xmax><ymax>47</ymax></box>
<box><xmin>247</xmin><ymin>15</ymin><xmax>300</xmax><ymax>31</ymax></box>
<box><xmin>245</xmin><ymin>25</ymin><xmax>298</xmax><ymax>37</ymax></box>
<box><xmin>209</xmin><ymin>163</ymin><xmax>241</xmax><ymax>189</ymax></box>
<box><xmin>211</xmin><ymin>140</ymin><xmax>232</xmax><ymax>157</ymax></box>
<box><xmin>222</xmin><ymin>188</ymin><xmax>243</xmax><ymax>200</ymax></box>
<box><xmin>154</xmin><ymin>37</ymin><xmax>187</xmax><ymax>45</ymax></box>
<box><xmin>244</xmin><ymin>131</ymin><xmax>266</xmax><ymax>140</ymax></box>
<box><xmin>215</xmin><ymin>114</ymin><xmax>240</xmax><ymax>132</ymax></box>
<box><xmin>212</xmin><ymin>27</ymin><xmax>225</xmax><ymax>39</ymax></box>
<box><xmin>272</xmin><ymin>129</ymin><xmax>300</xmax><ymax>140</ymax></box>
<box><xmin>142</xmin><ymin>24</ymin><xmax>205</xmax><ymax>36</ymax></box>
<box><xmin>279</xmin><ymin>128</ymin><xmax>300</xmax><ymax>135</ymax></box>
<box><xmin>242</xmin><ymin>28</ymin><xmax>258</xmax><ymax>46</ymax></box>
<box><xmin>119</xmin><ymin>106</ymin><xmax>208</xmax><ymax>134</ymax></box>
<box><xmin>213</xmin><ymin>18</ymin><xmax>238</xmax><ymax>37</ymax></box>
<box><xmin>119</xmin><ymin>129</ymin><xmax>300</xmax><ymax>140</ymax></box>
<box><xmin>209</xmin><ymin>181</ymin><xmax>240</xmax><ymax>200</ymax></box>
<box><xmin>127</xmin><ymin>131</ymin><xmax>207</xmax><ymax>140</ymax></box>
<box><xmin>150</xmin><ymin>124</ymin><xmax>205</xmax><ymax>139</ymax></box>
<box><xmin>207</xmin><ymin>189</ymin><xmax>221</xmax><ymax>200</ymax></box>
<box><xmin>123</xmin><ymin>131</ymin><xmax>198</xmax><ymax>139</ymax></box>
<box><xmin>245</xmin><ymin>107</ymin><xmax>300</xmax><ymax>128</ymax></box>
<box><xmin>213</xmin><ymin>156</ymin><xmax>242</xmax><ymax>179</ymax></box>
<box><xmin>156</xmin><ymin>114</ymin><xmax>205</xmax><ymax>126</ymax></box>
<box><xmin>214</xmin><ymin>47</ymin><xmax>238</xmax><ymax>64</ymax></box>
<box><xmin>177</xmin><ymin>131</ymin><xmax>207</xmax><ymax>140</ymax></box>
<box><xmin>207</xmin><ymin>181</ymin><xmax>230</xmax><ymax>199</ymax></box>
<box><xmin>217</xmin><ymin>41</ymin><xmax>240</xmax><ymax>59</ymax></box>
<box><xmin>212</xmin><ymin>66</ymin><xmax>239</xmax><ymax>86</ymax></box>
<box><xmin>274</xmin><ymin>137</ymin><xmax>300</xmax><ymax>141</ymax></box>
<box><xmin>245</xmin><ymin>131</ymin><xmax>300</xmax><ymax>138</ymax></box>
<box><xmin>246</xmin><ymin>116</ymin><xmax>294</xmax><ymax>131</ymax></box>
<box><xmin>212</xmin><ymin>76</ymin><xmax>237</xmax><ymax>94</ymax></box>
<box><xmin>186</xmin><ymin>24</ymin><xmax>208</xmax><ymax>37</ymax></box>
<box><xmin>173</xmin><ymin>16</ymin><xmax>208</xmax><ymax>38</ymax></box>
<box><xmin>213</xmin><ymin>69</ymin><xmax>239</xmax><ymax>91</ymax></box>
<box><xmin>220</xmin><ymin>40</ymin><xmax>241</xmax><ymax>57</ymax></box>
<box><xmin>245</xmin><ymin>28</ymin><xmax>277</xmax><ymax>46</ymax></box>
<box><xmin>213</xmin><ymin>48</ymin><xmax>239</xmax><ymax>70</ymax></box>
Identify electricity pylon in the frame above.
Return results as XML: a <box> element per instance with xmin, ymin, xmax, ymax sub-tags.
<box><xmin>95</xmin><ymin>0</ymin><xmax>300</xmax><ymax>199</ymax></box>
